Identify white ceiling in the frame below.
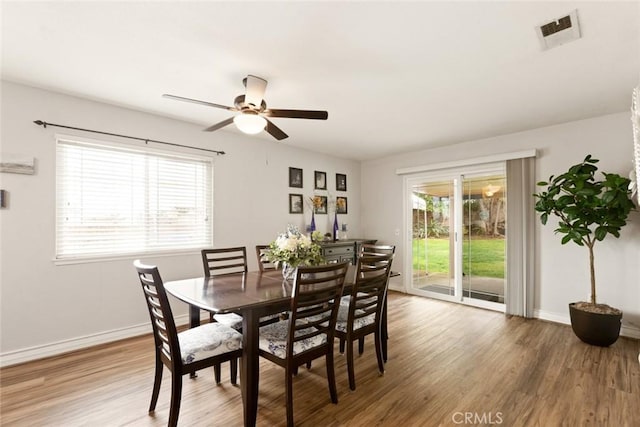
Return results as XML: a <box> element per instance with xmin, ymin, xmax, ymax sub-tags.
<box><xmin>2</xmin><ymin>1</ymin><xmax>639</xmax><ymax>161</ymax></box>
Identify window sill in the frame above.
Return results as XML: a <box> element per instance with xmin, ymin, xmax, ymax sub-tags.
<box><xmin>52</xmin><ymin>248</ymin><xmax>203</xmax><ymax>266</ymax></box>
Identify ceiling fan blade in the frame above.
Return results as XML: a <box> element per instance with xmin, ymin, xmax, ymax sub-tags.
<box><xmin>264</xmin><ymin>118</ymin><xmax>288</xmax><ymax>141</ymax></box>
<box><xmin>163</xmin><ymin>94</ymin><xmax>236</xmax><ymax>111</ymax></box>
<box><xmin>243</xmin><ymin>75</ymin><xmax>268</xmax><ymax>108</ymax></box>
<box><xmin>264</xmin><ymin>109</ymin><xmax>328</xmax><ymax>120</ymax></box>
<box><xmin>203</xmin><ymin>117</ymin><xmax>234</xmax><ymax>132</ymax></box>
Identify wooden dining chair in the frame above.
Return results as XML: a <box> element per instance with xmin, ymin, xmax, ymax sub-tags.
<box><xmin>134</xmin><ymin>260</ymin><xmax>243</xmax><ymax>427</ymax></box>
<box><xmin>335</xmin><ymin>253</ymin><xmax>394</xmax><ymax>391</ymax></box>
<box><xmin>258</xmin><ymin>262</ymin><xmax>349</xmax><ymax>427</ymax></box>
<box><xmin>201</xmin><ymin>247</ymin><xmax>280</xmax><ymax>384</ymax></box>
<box><xmin>255</xmin><ymin>244</ymin><xmax>277</xmax><ymax>272</ymax></box>
<box><xmin>352</xmin><ymin>243</ymin><xmax>396</xmax><ymax>354</ymax></box>
<box><xmin>359</xmin><ymin>243</ymin><xmax>396</xmax><ymax>257</ymax></box>
<box><xmin>202</xmin><ymin>246</ymin><xmax>248</xmax><ymax>276</ymax></box>
<box><xmin>201</xmin><ymin>247</ymin><xmax>247</xmax><ymax>330</ymax></box>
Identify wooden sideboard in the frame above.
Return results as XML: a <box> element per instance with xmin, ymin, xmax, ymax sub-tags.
<box><xmin>319</xmin><ymin>239</ymin><xmax>377</xmax><ymax>264</ymax></box>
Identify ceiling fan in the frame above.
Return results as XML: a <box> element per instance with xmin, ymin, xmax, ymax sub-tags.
<box><xmin>163</xmin><ymin>75</ymin><xmax>328</xmax><ymax>141</ymax></box>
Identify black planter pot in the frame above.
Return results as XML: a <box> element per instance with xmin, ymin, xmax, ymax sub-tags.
<box><xmin>569</xmin><ymin>303</ymin><xmax>622</xmax><ymax>347</ymax></box>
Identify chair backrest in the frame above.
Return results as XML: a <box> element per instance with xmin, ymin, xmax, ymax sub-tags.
<box><xmin>201</xmin><ymin>247</ymin><xmax>248</xmax><ymax>277</ymax></box>
<box><xmin>134</xmin><ymin>260</ymin><xmax>181</xmax><ymax>368</ymax></box>
<box><xmin>256</xmin><ymin>245</ymin><xmax>277</xmax><ymax>272</ymax></box>
<box><xmin>360</xmin><ymin>243</ymin><xmax>396</xmax><ymax>257</ymax></box>
<box><xmin>347</xmin><ymin>253</ymin><xmax>394</xmax><ymax>332</ymax></box>
<box><xmin>287</xmin><ymin>262</ymin><xmax>349</xmax><ymax>357</ymax></box>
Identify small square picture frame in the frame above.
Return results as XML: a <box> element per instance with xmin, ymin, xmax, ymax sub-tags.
<box><xmin>336</xmin><ymin>196</ymin><xmax>348</xmax><ymax>214</ymax></box>
<box><xmin>314</xmin><ymin>195</ymin><xmax>328</xmax><ymax>214</ymax></box>
<box><xmin>289</xmin><ymin>167</ymin><xmax>303</xmax><ymax>188</ymax></box>
<box><xmin>289</xmin><ymin>194</ymin><xmax>304</xmax><ymax>214</ymax></box>
<box><xmin>336</xmin><ymin>173</ymin><xmax>347</xmax><ymax>191</ymax></box>
<box><xmin>314</xmin><ymin>171</ymin><xmax>327</xmax><ymax>190</ymax></box>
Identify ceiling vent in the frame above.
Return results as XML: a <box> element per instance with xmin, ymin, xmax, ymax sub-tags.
<box><xmin>536</xmin><ymin>9</ymin><xmax>581</xmax><ymax>50</ymax></box>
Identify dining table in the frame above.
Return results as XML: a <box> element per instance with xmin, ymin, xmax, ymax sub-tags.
<box><xmin>164</xmin><ymin>266</ymin><xmax>392</xmax><ymax>427</ymax></box>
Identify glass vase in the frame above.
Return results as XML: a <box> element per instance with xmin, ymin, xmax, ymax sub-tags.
<box><xmin>282</xmin><ymin>263</ymin><xmax>296</xmax><ymax>281</ymax></box>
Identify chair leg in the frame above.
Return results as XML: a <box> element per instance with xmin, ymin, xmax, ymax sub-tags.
<box><xmin>230</xmin><ymin>358</ymin><xmax>238</xmax><ymax>385</ymax></box>
<box><xmin>358</xmin><ymin>337</ymin><xmax>365</xmax><ymax>355</ymax></box>
<box><xmin>306</xmin><ymin>361</ymin><xmax>312</xmax><ymax>370</ymax></box>
<box><xmin>214</xmin><ymin>363</ymin><xmax>222</xmax><ymax>384</ymax></box>
<box><xmin>326</xmin><ymin>350</ymin><xmax>338</xmax><ymax>403</ymax></box>
<box><xmin>149</xmin><ymin>353</ymin><xmax>163</xmax><ymax>412</ymax></box>
<box><xmin>374</xmin><ymin>331</ymin><xmax>385</xmax><ymax>375</ymax></box>
<box><xmin>339</xmin><ymin>337</ymin><xmax>345</xmax><ymax>354</ymax></box>
<box><xmin>285</xmin><ymin>367</ymin><xmax>294</xmax><ymax>427</ymax></box>
<box><xmin>168</xmin><ymin>373</ymin><xmax>183</xmax><ymax>427</ymax></box>
<box><xmin>346</xmin><ymin>339</ymin><xmax>356</xmax><ymax>391</ymax></box>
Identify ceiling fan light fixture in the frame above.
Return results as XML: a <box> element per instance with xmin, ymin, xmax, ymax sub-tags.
<box><xmin>234</xmin><ymin>112</ymin><xmax>266</xmax><ymax>135</ymax></box>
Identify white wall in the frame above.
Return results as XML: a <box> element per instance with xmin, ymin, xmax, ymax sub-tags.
<box><xmin>361</xmin><ymin>112</ymin><xmax>640</xmax><ymax>337</ymax></box>
<box><xmin>2</xmin><ymin>81</ymin><xmax>638</xmax><ymax>365</ymax></box>
<box><xmin>0</xmin><ymin>81</ymin><xmax>360</xmax><ymax>364</ymax></box>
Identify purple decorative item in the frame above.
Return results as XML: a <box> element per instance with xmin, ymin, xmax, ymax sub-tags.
<box><xmin>310</xmin><ymin>212</ymin><xmax>316</xmax><ymax>232</ymax></box>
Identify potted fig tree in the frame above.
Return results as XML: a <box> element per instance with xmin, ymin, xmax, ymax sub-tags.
<box><xmin>534</xmin><ymin>155</ymin><xmax>635</xmax><ymax>346</ymax></box>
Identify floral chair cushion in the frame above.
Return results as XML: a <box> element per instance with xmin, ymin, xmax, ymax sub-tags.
<box><xmin>259</xmin><ymin>320</ymin><xmax>327</xmax><ymax>359</ymax></box>
<box><xmin>334</xmin><ymin>304</ymin><xmax>375</xmax><ymax>333</ymax></box>
<box><xmin>178</xmin><ymin>322</ymin><xmax>242</xmax><ymax>364</ymax></box>
<box><xmin>340</xmin><ymin>293</ymin><xmax>376</xmax><ymax>307</ymax></box>
<box><xmin>214</xmin><ymin>312</ymin><xmax>284</xmax><ymax>331</ymax></box>
<box><xmin>213</xmin><ymin>312</ymin><xmax>244</xmax><ymax>331</ymax></box>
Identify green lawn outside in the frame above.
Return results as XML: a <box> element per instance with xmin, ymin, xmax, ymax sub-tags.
<box><xmin>413</xmin><ymin>238</ymin><xmax>505</xmax><ymax>278</ymax></box>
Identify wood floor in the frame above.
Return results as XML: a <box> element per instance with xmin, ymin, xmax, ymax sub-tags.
<box><xmin>1</xmin><ymin>292</ymin><xmax>639</xmax><ymax>426</ymax></box>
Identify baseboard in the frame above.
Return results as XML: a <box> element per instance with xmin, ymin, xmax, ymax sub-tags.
<box><xmin>535</xmin><ymin>309</ymin><xmax>640</xmax><ymax>339</ymax></box>
<box><xmin>388</xmin><ymin>276</ymin><xmax>405</xmax><ymax>293</ymax></box>
<box><xmin>0</xmin><ymin>313</ymin><xmax>200</xmax><ymax>368</ymax></box>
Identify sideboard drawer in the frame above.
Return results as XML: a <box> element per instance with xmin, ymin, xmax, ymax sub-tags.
<box><xmin>323</xmin><ymin>245</ymin><xmax>353</xmax><ymax>257</ymax></box>
<box><xmin>321</xmin><ymin>242</ymin><xmax>356</xmax><ymax>264</ymax></box>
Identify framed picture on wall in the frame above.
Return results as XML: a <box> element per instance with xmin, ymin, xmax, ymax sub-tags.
<box><xmin>336</xmin><ymin>173</ymin><xmax>347</xmax><ymax>191</ymax></box>
<box><xmin>314</xmin><ymin>195</ymin><xmax>328</xmax><ymax>214</ymax></box>
<box><xmin>336</xmin><ymin>196</ymin><xmax>347</xmax><ymax>214</ymax></box>
<box><xmin>289</xmin><ymin>167</ymin><xmax>303</xmax><ymax>188</ymax></box>
<box><xmin>314</xmin><ymin>171</ymin><xmax>327</xmax><ymax>190</ymax></box>
<box><xmin>289</xmin><ymin>194</ymin><xmax>304</xmax><ymax>214</ymax></box>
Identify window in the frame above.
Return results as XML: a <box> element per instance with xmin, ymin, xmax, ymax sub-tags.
<box><xmin>56</xmin><ymin>137</ymin><xmax>213</xmax><ymax>261</ymax></box>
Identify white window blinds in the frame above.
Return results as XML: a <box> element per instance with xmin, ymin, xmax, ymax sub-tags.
<box><xmin>56</xmin><ymin>137</ymin><xmax>213</xmax><ymax>260</ymax></box>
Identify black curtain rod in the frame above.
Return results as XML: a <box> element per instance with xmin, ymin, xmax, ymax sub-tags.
<box><xmin>33</xmin><ymin>120</ymin><xmax>225</xmax><ymax>155</ymax></box>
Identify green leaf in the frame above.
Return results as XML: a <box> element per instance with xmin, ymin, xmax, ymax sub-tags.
<box><xmin>594</xmin><ymin>227</ymin><xmax>607</xmax><ymax>241</ymax></box>
<box><xmin>576</xmin><ymin>188</ymin><xmax>597</xmax><ymax>196</ymax></box>
<box><xmin>557</xmin><ymin>195</ymin><xmax>574</xmax><ymax>207</ymax></box>
<box><xmin>601</xmin><ymin>191</ymin><xmax>615</xmax><ymax>204</ymax></box>
<box><xmin>585</xmin><ymin>156</ymin><xmax>599</xmax><ymax>164</ymax></box>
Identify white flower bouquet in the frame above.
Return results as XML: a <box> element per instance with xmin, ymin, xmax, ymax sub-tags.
<box><xmin>266</xmin><ymin>225</ymin><xmax>324</xmax><ymax>269</ymax></box>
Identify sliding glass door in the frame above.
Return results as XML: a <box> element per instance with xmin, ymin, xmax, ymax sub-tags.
<box><xmin>411</xmin><ymin>180</ymin><xmax>455</xmax><ymax>296</ymax></box>
<box><xmin>407</xmin><ymin>164</ymin><xmax>506</xmax><ymax>310</ymax></box>
<box><xmin>461</xmin><ymin>175</ymin><xmax>506</xmax><ymax>305</ymax></box>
